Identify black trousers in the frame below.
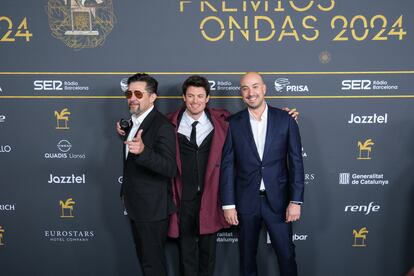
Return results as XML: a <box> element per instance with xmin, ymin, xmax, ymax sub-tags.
<box><xmin>179</xmin><ymin>195</ymin><xmax>217</xmax><ymax>276</ymax></box>
<box><xmin>130</xmin><ymin>218</ymin><xmax>168</xmax><ymax>276</ymax></box>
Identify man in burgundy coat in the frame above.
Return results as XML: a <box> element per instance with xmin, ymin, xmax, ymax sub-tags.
<box><xmin>167</xmin><ymin>75</ymin><xmax>230</xmax><ymax>276</ymax></box>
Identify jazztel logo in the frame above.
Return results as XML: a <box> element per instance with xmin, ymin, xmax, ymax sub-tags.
<box><xmin>357</xmin><ymin>139</ymin><xmax>374</xmax><ymax>160</ymax></box>
<box><xmin>48</xmin><ymin>174</ymin><xmax>86</xmax><ymax>184</ymax></box>
<box><xmin>60</xmin><ymin>198</ymin><xmax>75</xmax><ymax>218</ymax></box>
<box><xmin>55</xmin><ymin>108</ymin><xmax>70</xmax><ymax>129</ymax></box>
<box><xmin>348</xmin><ymin>113</ymin><xmax>388</xmax><ymax>124</ymax></box>
<box><xmin>0</xmin><ymin>145</ymin><xmax>12</xmax><ymax>153</ymax></box>
<box><xmin>274</xmin><ymin>78</ymin><xmax>309</xmax><ymax>92</ymax></box>
<box><xmin>47</xmin><ymin>0</ymin><xmax>116</xmax><ymax>49</ymax></box>
<box><xmin>0</xmin><ymin>226</ymin><xmax>4</xmax><ymax>245</ymax></box>
<box><xmin>345</xmin><ymin>202</ymin><xmax>380</xmax><ymax>215</ymax></box>
<box><xmin>0</xmin><ymin>115</ymin><xmax>5</xmax><ymax>123</ymax></box>
<box><xmin>352</xmin><ymin>227</ymin><xmax>368</xmax><ymax>247</ymax></box>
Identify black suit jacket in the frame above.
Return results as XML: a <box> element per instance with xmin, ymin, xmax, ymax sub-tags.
<box><xmin>121</xmin><ymin>107</ymin><xmax>177</xmax><ymax>222</ymax></box>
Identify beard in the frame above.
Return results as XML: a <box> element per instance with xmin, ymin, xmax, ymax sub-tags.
<box><xmin>129</xmin><ymin>103</ymin><xmax>142</xmax><ymax>116</ymax></box>
<box><xmin>244</xmin><ymin>95</ymin><xmax>264</xmax><ymax>109</ymax></box>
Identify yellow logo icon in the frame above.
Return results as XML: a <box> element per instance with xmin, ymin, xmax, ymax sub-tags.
<box><xmin>352</xmin><ymin>227</ymin><xmax>369</xmax><ymax>247</ymax></box>
<box><xmin>357</xmin><ymin>139</ymin><xmax>374</xmax><ymax>160</ymax></box>
<box><xmin>60</xmin><ymin>198</ymin><xmax>76</xmax><ymax>218</ymax></box>
<box><xmin>54</xmin><ymin>108</ymin><xmax>71</xmax><ymax>129</ymax></box>
<box><xmin>0</xmin><ymin>226</ymin><xmax>5</xmax><ymax>245</ymax></box>
<box><xmin>46</xmin><ymin>0</ymin><xmax>116</xmax><ymax>49</ymax></box>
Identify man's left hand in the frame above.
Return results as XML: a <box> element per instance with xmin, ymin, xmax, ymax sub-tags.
<box><xmin>282</xmin><ymin>107</ymin><xmax>299</xmax><ymax>121</ymax></box>
<box><xmin>286</xmin><ymin>203</ymin><xmax>301</xmax><ymax>223</ymax></box>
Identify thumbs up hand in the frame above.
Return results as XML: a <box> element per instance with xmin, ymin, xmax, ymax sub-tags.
<box><xmin>125</xmin><ymin>129</ymin><xmax>145</xmax><ymax>154</ymax></box>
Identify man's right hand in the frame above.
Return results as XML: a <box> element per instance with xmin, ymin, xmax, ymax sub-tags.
<box><xmin>116</xmin><ymin>121</ymin><xmax>126</xmax><ymax>136</ymax></box>
<box><xmin>224</xmin><ymin>208</ymin><xmax>239</xmax><ymax>225</ymax></box>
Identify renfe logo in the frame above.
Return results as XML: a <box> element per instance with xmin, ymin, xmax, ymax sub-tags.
<box><xmin>344</xmin><ymin>202</ymin><xmax>380</xmax><ymax>215</ymax></box>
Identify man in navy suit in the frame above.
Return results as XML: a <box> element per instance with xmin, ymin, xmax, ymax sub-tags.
<box><xmin>220</xmin><ymin>72</ymin><xmax>304</xmax><ymax>276</ymax></box>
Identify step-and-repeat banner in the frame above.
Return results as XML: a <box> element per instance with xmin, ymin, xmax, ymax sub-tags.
<box><xmin>1</xmin><ymin>0</ymin><xmax>413</xmax><ymax>275</ymax></box>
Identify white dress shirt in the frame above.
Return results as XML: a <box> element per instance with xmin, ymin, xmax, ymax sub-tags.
<box><xmin>177</xmin><ymin>110</ymin><xmax>214</xmax><ymax>147</ymax></box>
<box><xmin>125</xmin><ymin>105</ymin><xmax>154</xmax><ymax>158</ymax></box>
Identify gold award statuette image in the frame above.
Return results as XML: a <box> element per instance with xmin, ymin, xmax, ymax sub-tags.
<box><xmin>352</xmin><ymin>227</ymin><xmax>369</xmax><ymax>247</ymax></box>
<box><xmin>60</xmin><ymin>198</ymin><xmax>76</xmax><ymax>218</ymax></box>
<box><xmin>55</xmin><ymin>108</ymin><xmax>71</xmax><ymax>129</ymax></box>
<box><xmin>46</xmin><ymin>0</ymin><xmax>116</xmax><ymax>48</ymax></box>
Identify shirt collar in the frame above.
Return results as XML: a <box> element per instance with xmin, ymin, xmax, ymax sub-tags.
<box><xmin>183</xmin><ymin>109</ymin><xmax>208</xmax><ymax>126</ymax></box>
<box><xmin>131</xmin><ymin>105</ymin><xmax>154</xmax><ymax>125</ymax></box>
<box><xmin>248</xmin><ymin>103</ymin><xmax>268</xmax><ymax>122</ymax></box>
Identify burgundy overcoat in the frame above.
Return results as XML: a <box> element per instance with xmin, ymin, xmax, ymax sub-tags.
<box><xmin>167</xmin><ymin>107</ymin><xmax>231</xmax><ymax>237</ymax></box>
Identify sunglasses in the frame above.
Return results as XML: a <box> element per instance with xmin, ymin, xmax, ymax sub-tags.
<box><xmin>125</xmin><ymin>90</ymin><xmax>149</xmax><ymax>99</ymax></box>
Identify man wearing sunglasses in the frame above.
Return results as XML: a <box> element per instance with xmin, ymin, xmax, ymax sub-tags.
<box><xmin>120</xmin><ymin>73</ymin><xmax>176</xmax><ymax>276</ymax></box>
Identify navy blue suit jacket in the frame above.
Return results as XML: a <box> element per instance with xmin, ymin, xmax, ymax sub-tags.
<box><xmin>220</xmin><ymin>106</ymin><xmax>304</xmax><ymax>215</ymax></box>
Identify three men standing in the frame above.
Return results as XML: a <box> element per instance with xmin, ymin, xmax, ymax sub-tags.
<box><xmin>119</xmin><ymin>72</ymin><xmax>304</xmax><ymax>276</ymax></box>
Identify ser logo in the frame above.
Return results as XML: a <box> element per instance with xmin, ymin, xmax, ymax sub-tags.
<box><xmin>341</xmin><ymin>80</ymin><xmax>371</xmax><ymax>90</ymax></box>
<box><xmin>34</xmin><ymin>80</ymin><xmax>63</xmax><ymax>91</ymax></box>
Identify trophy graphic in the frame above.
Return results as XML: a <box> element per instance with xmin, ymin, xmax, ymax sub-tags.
<box><xmin>64</xmin><ymin>0</ymin><xmax>103</xmax><ymax>36</ymax></box>
<box><xmin>60</xmin><ymin>198</ymin><xmax>76</xmax><ymax>218</ymax></box>
<box><xmin>54</xmin><ymin>108</ymin><xmax>71</xmax><ymax>129</ymax></box>
<box><xmin>357</xmin><ymin>139</ymin><xmax>374</xmax><ymax>160</ymax></box>
<box><xmin>0</xmin><ymin>226</ymin><xmax>4</xmax><ymax>245</ymax></box>
<box><xmin>352</xmin><ymin>227</ymin><xmax>369</xmax><ymax>247</ymax></box>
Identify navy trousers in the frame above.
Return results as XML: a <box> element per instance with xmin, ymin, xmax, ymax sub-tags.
<box><xmin>238</xmin><ymin>194</ymin><xmax>298</xmax><ymax>276</ymax></box>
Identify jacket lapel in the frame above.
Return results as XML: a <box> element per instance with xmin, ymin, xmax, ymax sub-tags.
<box><xmin>240</xmin><ymin>109</ymin><xmax>261</xmax><ymax>161</ymax></box>
<box><xmin>136</xmin><ymin>107</ymin><xmax>157</xmax><ymax>139</ymax></box>
<box><xmin>262</xmin><ymin>107</ymin><xmax>275</xmax><ymax>161</ymax></box>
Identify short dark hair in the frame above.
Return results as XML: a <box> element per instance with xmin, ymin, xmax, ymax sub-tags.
<box><xmin>182</xmin><ymin>75</ymin><xmax>210</xmax><ymax>96</ymax></box>
<box><xmin>127</xmin><ymin>73</ymin><xmax>158</xmax><ymax>94</ymax></box>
